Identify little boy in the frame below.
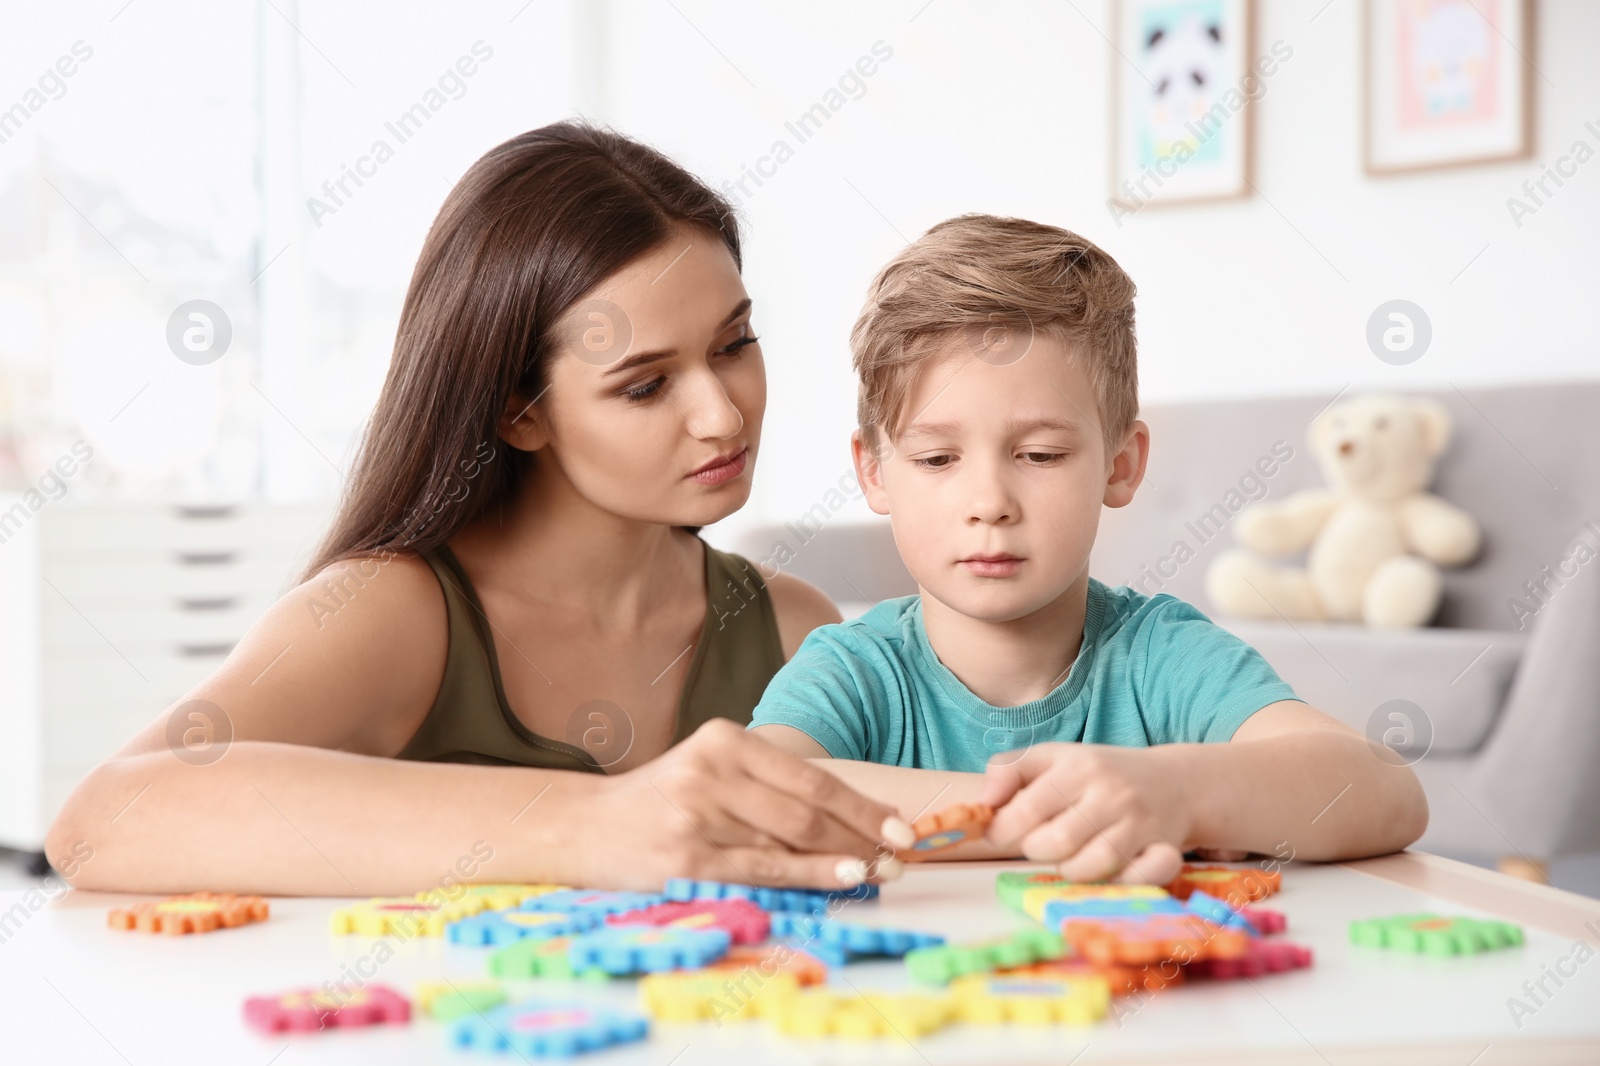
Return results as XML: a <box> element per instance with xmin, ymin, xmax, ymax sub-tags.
<box><xmin>751</xmin><ymin>215</ymin><xmax>1427</xmax><ymax>882</ymax></box>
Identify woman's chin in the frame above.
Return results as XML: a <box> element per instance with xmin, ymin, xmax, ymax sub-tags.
<box><xmin>676</xmin><ymin>483</ymin><xmax>753</xmax><ymax>528</ymax></box>
<box><xmin>615</xmin><ymin>483</ymin><xmax>753</xmax><ymax>531</ymax></box>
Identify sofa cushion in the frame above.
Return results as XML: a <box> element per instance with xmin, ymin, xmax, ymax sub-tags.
<box><xmin>1217</xmin><ymin>620</ymin><xmax>1527</xmax><ymax>755</ymax></box>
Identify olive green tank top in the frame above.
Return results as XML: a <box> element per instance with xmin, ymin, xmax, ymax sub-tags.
<box><xmin>397</xmin><ymin>538</ymin><xmax>785</xmax><ymax>771</ymax></box>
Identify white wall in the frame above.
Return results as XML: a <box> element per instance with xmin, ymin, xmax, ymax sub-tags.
<box><xmin>594</xmin><ymin>0</ymin><xmax>1600</xmax><ymax>544</ymax></box>
<box><xmin>7</xmin><ymin>2</ymin><xmax>1595</xmax><ymax>523</ymax></box>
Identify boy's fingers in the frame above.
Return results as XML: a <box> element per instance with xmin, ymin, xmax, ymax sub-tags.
<box><xmin>1054</xmin><ymin>828</ymin><xmax>1143</xmax><ymax>883</ymax></box>
<box><xmin>978</xmin><ymin>755</ymin><xmax>1031</xmax><ymax>808</ymax></box>
<box><xmin>987</xmin><ymin>772</ymin><xmax>1083</xmax><ymax>847</ymax></box>
<box><xmin>1015</xmin><ymin>805</ymin><xmax>1101</xmax><ymax>863</ymax></box>
<box><xmin>1111</xmin><ymin>841</ymin><xmax>1184</xmax><ymax>886</ymax></box>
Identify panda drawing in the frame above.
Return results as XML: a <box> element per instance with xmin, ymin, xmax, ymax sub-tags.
<box><xmin>1140</xmin><ymin>8</ymin><xmax>1227</xmax><ymax>166</ymax></box>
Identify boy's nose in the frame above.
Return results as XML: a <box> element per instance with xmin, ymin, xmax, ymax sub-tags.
<box><xmin>965</xmin><ymin>491</ymin><xmax>1017</xmax><ymax>525</ymax></box>
<box><xmin>964</xmin><ymin>457</ymin><xmax>1020</xmax><ymax>524</ymax></box>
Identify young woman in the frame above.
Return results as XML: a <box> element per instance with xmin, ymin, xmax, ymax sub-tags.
<box><xmin>47</xmin><ymin>122</ymin><xmax>911</xmax><ymax>896</ymax></box>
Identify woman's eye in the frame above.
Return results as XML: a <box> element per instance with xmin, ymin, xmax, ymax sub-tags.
<box><xmin>719</xmin><ymin>333</ymin><xmax>760</xmax><ymax>355</ymax></box>
<box><xmin>911</xmin><ymin>454</ymin><xmax>954</xmax><ymax>469</ymax></box>
<box><xmin>623</xmin><ymin>376</ymin><xmax>666</xmax><ymax>403</ymax></box>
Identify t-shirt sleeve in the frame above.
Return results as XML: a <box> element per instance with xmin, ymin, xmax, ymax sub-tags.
<box><xmin>1138</xmin><ymin>597</ymin><xmax>1303</xmax><ymax>744</ymax></box>
<box><xmin>747</xmin><ymin>626</ymin><xmax>885</xmax><ymax>761</ymax></box>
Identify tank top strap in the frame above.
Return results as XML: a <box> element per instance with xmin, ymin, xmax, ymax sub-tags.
<box><xmin>674</xmin><ymin>543</ymin><xmax>786</xmax><ymax>737</ymax></box>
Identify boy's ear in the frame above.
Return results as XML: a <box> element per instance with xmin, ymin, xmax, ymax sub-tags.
<box><xmin>850</xmin><ymin>428</ymin><xmax>892</xmax><ymax>516</ymax></box>
<box><xmin>1103</xmin><ymin>418</ymin><xmax>1149</xmax><ymax>509</ymax></box>
<box><xmin>499</xmin><ymin>390</ymin><xmax>551</xmax><ymax>452</ymax></box>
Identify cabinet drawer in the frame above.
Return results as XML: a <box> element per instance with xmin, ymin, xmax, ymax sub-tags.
<box><xmin>42</xmin><ymin>647</ymin><xmax>227</xmax><ymax>718</ymax></box>
<box><xmin>42</xmin><ymin>596</ymin><xmax>276</xmax><ymax>652</ymax></box>
<box><xmin>40</xmin><ymin>556</ymin><xmax>305</xmax><ymax>604</ymax></box>
<box><xmin>42</xmin><ymin>503</ymin><xmax>332</xmax><ymax>560</ymax></box>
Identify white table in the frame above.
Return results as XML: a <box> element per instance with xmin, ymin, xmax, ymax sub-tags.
<box><xmin>2</xmin><ymin>852</ymin><xmax>1598</xmax><ymax>1065</ymax></box>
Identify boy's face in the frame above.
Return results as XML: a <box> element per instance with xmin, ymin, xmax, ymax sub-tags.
<box><xmin>853</xmin><ymin>334</ymin><xmax>1147</xmax><ymax>624</ymax></box>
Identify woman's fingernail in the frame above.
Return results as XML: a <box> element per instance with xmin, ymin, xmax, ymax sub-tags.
<box><xmin>881</xmin><ymin>817</ymin><xmax>916</xmax><ymax>849</ymax></box>
<box><xmin>874</xmin><ymin>856</ymin><xmax>905</xmax><ymax>881</ymax></box>
<box><xmin>835</xmin><ymin>859</ymin><xmax>868</xmax><ymax>886</ymax></box>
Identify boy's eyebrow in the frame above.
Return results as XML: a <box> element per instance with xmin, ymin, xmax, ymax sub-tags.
<box><xmin>1008</xmin><ymin>415</ymin><xmax>1085</xmax><ymax>435</ymax></box>
<box><xmin>600</xmin><ymin>298</ymin><xmax>753</xmax><ymax>377</ymax></box>
<box><xmin>899</xmin><ymin>414</ymin><xmax>1086</xmax><ymax>440</ymax></box>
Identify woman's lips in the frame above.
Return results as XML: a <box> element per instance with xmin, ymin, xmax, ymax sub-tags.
<box><xmin>686</xmin><ymin>446</ymin><xmax>748</xmax><ymax>486</ymax></box>
<box><xmin>960</xmin><ymin>554</ymin><xmax>1023</xmax><ymax>578</ymax></box>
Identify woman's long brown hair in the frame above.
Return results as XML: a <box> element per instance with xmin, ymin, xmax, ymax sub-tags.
<box><xmin>299</xmin><ymin>121</ymin><xmax>740</xmax><ymax>582</ymax></box>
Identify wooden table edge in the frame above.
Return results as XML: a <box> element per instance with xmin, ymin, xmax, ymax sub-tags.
<box><xmin>1337</xmin><ymin>849</ymin><xmax>1600</xmax><ymax>942</ymax></box>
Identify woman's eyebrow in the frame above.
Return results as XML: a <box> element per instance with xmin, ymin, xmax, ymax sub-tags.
<box><xmin>601</xmin><ymin>298</ymin><xmax>753</xmax><ymax>378</ymax></box>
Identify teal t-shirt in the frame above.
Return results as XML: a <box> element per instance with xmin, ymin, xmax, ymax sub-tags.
<box><xmin>749</xmin><ymin>579</ymin><xmax>1301</xmax><ymax>771</ymax></box>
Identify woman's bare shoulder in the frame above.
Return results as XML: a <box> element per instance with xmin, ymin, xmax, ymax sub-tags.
<box><xmin>761</xmin><ymin>569</ymin><xmax>843</xmax><ymax>660</ymax></box>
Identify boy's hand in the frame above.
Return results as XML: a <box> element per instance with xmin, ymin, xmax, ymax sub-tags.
<box><xmin>980</xmin><ymin>743</ymin><xmax>1190</xmax><ymax>885</ymax></box>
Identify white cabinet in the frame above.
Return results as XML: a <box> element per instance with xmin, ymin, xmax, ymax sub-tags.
<box><xmin>0</xmin><ymin>498</ymin><xmax>332</xmax><ymax>850</ymax></box>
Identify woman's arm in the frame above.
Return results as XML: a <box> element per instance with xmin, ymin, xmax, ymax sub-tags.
<box><xmin>46</xmin><ymin>556</ymin><xmax>903</xmax><ymax>895</ymax></box>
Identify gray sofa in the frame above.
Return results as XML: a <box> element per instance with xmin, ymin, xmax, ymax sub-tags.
<box><xmin>734</xmin><ymin>380</ymin><xmax>1600</xmax><ymax>873</ymax></box>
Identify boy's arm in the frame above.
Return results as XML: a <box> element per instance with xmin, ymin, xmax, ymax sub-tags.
<box><xmin>983</xmin><ymin>701</ymin><xmax>1429</xmax><ymax>881</ymax></box>
<box><xmin>1181</xmin><ymin>700</ymin><xmax>1428</xmax><ymax>860</ymax></box>
<box><xmin>750</xmin><ymin>724</ymin><xmax>835</xmax><ymax>760</ymax></box>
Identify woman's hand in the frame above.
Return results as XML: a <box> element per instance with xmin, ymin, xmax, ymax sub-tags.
<box><xmin>980</xmin><ymin>743</ymin><xmax>1193</xmax><ymax>885</ymax></box>
<box><xmin>577</xmin><ymin>719</ymin><xmax>911</xmax><ymax>891</ymax></box>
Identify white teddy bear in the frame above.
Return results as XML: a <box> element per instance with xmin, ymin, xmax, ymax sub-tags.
<box><xmin>1205</xmin><ymin>393</ymin><xmax>1482</xmax><ymax>629</ymax></box>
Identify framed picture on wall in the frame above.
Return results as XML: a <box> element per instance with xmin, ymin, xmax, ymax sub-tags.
<box><xmin>1109</xmin><ymin>0</ymin><xmax>1258</xmax><ymax>212</ymax></box>
<box><xmin>1363</xmin><ymin>0</ymin><xmax>1535</xmax><ymax>174</ymax></box>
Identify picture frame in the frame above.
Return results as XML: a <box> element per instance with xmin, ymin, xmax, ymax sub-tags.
<box><xmin>1108</xmin><ymin>0</ymin><xmax>1258</xmax><ymax>213</ymax></box>
<box><xmin>1363</xmin><ymin>0</ymin><xmax>1535</xmax><ymax>175</ymax></box>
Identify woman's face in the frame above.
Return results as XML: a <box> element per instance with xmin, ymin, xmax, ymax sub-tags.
<box><xmin>520</xmin><ymin>224</ymin><xmax>766</xmax><ymax>528</ymax></box>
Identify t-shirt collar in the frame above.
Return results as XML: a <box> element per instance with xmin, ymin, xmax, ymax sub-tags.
<box><xmin>908</xmin><ymin>579</ymin><xmax>1106</xmax><ymax>730</ymax></box>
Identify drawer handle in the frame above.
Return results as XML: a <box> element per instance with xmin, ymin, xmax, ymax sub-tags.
<box><xmin>175</xmin><ymin>504</ymin><xmax>238</xmax><ymax>520</ymax></box>
<box><xmin>176</xmin><ymin>551</ymin><xmax>237</xmax><ymax>565</ymax></box>
<box><xmin>177</xmin><ymin>596</ymin><xmax>238</xmax><ymax>611</ymax></box>
<box><xmin>176</xmin><ymin>642</ymin><xmax>235</xmax><ymax>658</ymax></box>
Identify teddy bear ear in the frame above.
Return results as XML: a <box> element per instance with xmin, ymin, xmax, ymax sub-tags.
<box><xmin>1412</xmin><ymin>397</ymin><xmax>1452</xmax><ymax>457</ymax></box>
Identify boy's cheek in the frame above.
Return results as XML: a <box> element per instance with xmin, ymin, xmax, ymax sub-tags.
<box><xmin>886</xmin><ymin>513</ymin><xmax>948</xmax><ymax>585</ymax></box>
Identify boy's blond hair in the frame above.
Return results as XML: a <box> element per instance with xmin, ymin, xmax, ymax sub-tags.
<box><xmin>850</xmin><ymin>214</ymin><xmax>1139</xmax><ymax>458</ymax></box>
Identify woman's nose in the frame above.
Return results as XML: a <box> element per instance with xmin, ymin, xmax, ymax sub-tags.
<box><xmin>683</xmin><ymin>374</ymin><xmax>745</xmax><ymax>441</ymax></box>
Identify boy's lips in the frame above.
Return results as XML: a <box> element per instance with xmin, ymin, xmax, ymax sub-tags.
<box><xmin>959</xmin><ymin>553</ymin><xmax>1024</xmax><ymax>577</ymax></box>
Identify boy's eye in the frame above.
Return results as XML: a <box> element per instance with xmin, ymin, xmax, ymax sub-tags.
<box><xmin>623</xmin><ymin>376</ymin><xmax>666</xmax><ymax>403</ymax></box>
<box><xmin>1021</xmin><ymin>451</ymin><xmax>1064</xmax><ymax>464</ymax></box>
<box><xmin>911</xmin><ymin>454</ymin><xmax>955</xmax><ymax>469</ymax></box>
